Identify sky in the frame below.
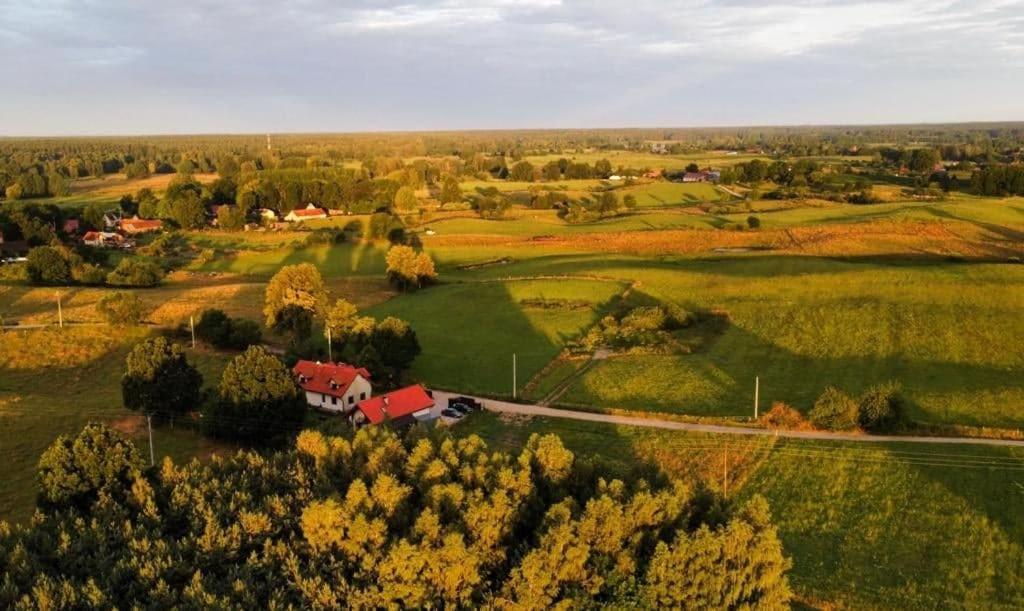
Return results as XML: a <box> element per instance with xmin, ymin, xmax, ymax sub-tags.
<box><xmin>1</xmin><ymin>0</ymin><xmax>1023</xmax><ymax>135</ymax></box>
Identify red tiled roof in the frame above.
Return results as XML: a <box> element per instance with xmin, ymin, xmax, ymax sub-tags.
<box><xmin>82</xmin><ymin>231</ymin><xmax>101</xmax><ymax>241</ymax></box>
<box><xmin>121</xmin><ymin>218</ymin><xmax>163</xmax><ymax>232</ymax></box>
<box><xmin>356</xmin><ymin>384</ymin><xmax>434</xmax><ymax>425</ymax></box>
<box><xmin>288</xmin><ymin>208</ymin><xmax>326</xmax><ymax>217</ymax></box>
<box><xmin>293</xmin><ymin>360</ymin><xmax>370</xmax><ymax>398</ymax></box>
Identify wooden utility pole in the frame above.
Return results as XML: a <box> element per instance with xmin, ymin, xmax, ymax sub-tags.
<box><xmin>147</xmin><ymin>415</ymin><xmax>155</xmax><ymax>467</ymax></box>
<box><xmin>189</xmin><ymin>315</ymin><xmax>196</xmax><ymax>349</ymax></box>
<box><xmin>327</xmin><ymin>327</ymin><xmax>333</xmax><ymax>363</ymax></box>
<box><xmin>57</xmin><ymin>293</ymin><xmax>63</xmax><ymax>328</ymax></box>
<box><xmin>512</xmin><ymin>353</ymin><xmax>517</xmax><ymax>399</ymax></box>
<box><xmin>722</xmin><ymin>446</ymin><xmax>729</xmax><ymax>499</ymax></box>
<box><xmin>754</xmin><ymin>376</ymin><xmax>760</xmax><ymax>420</ymax></box>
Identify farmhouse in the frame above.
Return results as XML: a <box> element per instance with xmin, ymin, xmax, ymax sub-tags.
<box><xmin>293</xmin><ymin>360</ymin><xmax>371</xmax><ymax>413</ymax></box>
<box><xmin>285</xmin><ymin>204</ymin><xmax>327</xmax><ymax>222</ymax></box>
<box><xmin>82</xmin><ymin>231</ymin><xmax>126</xmax><ymax>248</ymax></box>
<box><xmin>120</xmin><ymin>217</ymin><xmax>163</xmax><ymax>234</ymax></box>
<box><xmin>352</xmin><ymin>384</ymin><xmax>437</xmax><ymax>428</ymax></box>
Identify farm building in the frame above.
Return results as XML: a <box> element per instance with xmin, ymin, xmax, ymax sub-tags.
<box><xmin>293</xmin><ymin>360</ymin><xmax>371</xmax><ymax>413</ymax></box>
<box><xmin>82</xmin><ymin>231</ymin><xmax>126</xmax><ymax>248</ymax></box>
<box><xmin>284</xmin><ymin>204</ymin><xmax>327</xmax><ymax>222</ymax></box>
<box><xmin>352</xmin><ymin>384</ymin><xmax>437</xmax><ymax>428</ymax></box>
<box><xmin>120</xmin><ymin>217</ymin><xmax>163</xmax><ymax>234</ymax></box>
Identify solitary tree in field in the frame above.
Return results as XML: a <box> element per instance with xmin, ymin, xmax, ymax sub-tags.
<box><xmin>264</xmin><ymin>263</ymin><xmax>328</xmax><ymax>344</ymax></box>
<box><xmin>122</xmin><ymin>337</ymin><xmax>203</xmax><ymax>423</ymax></box>
<box><xmin>623</xmin><ymin>194</ymin><xmax>637</xmax><ymax>210</ymax></box>
<box><xmin>385</xmin><ymin>245</ymin><xmax>436</xmax><ymax>291</ymax></box>
<box><xmin>205</xmin><ymin>345</ymin><xmax>306</xmax><ymax>444</ymax></box>
<box><xmin>510</xmin><ymin>161</ymin><xmax>535</xmax><ymax>182</ymax></box>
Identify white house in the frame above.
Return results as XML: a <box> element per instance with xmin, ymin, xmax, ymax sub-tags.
<box><xmin>293</xmin><ymin>360</ymin><xmax>372</xmax><ymax>413</ymax></box>
<box><xmin>284</xmin><ymin>204</ymin><xmax>327</xmax><ymax>222</ymax></box>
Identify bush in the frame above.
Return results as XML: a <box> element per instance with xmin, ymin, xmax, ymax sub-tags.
<box><xmin>97</xmin><ymin>292</ymin><xmax>144</xmax><ymax>325</ymax></box>
<box><xmin>106</xmin><ymin>258</ymin><xmax>164</xmax><ymax>287</ymax></box>
<box><xmin>759</xmin><ymin>402</ymin><xmax>811</xmax><ymax>430</ymax></box>
<box><xmin>747</xmin><ymin>215</ymin><xmax>761</xmax><ymax>229</ymax></box>
<box><xmin>195</xmin><ymin>308</ymin><xmax>262</xmax><ymax>350</ymax></box>
<box><xmin>808</xmin><ymin>386</ymin><xmax>859</xmax><ymax>431</ymax></box>
<box><xmin>71</xmin><ymin>262</ymin><xmax>106</xmax><ymax>285</ymax></box>
<box><xmin>858</xmin><ymin>381</ymin><xmax>907</xmax><ymax>432</ymax></box>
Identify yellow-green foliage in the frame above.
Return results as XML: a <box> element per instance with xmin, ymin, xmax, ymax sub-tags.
<box><xmin>0</xmin><ymin>424</ymin><xmax>791</xmax><ymax>609</ymax></box>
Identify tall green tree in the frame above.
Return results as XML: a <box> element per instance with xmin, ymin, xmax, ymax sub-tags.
<box><xmin>121</xmin><ymin>337</ymin><xmax>203</xmax><ymax>423</ymax></box>
<box><xmin>264</xmin><ymin>263</ymin><xmax>328</xmax><ymax>344</ymax></box>
<box><xmin>205</xmin><ymin>346</ymin><xmax>306</xmax><ymax>444</ymax></box>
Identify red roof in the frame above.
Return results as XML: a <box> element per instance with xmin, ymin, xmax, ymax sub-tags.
<box><xmin>288</xmin><ymin>208</ymin><xmax>326</xmax><ymax>218</ymax></box>
<box><xmin>121</xmin><ymin>218</ymin><xmax>163</xmax><ymax>232</ymax></box>
<box><xmin>356</xmin><ymin>384</ymin><xmax>434</xmax><ymax>425</ymax></box>
<box><xmin>293</xmin><ymin>360</ymin><xmax>370</xmax><ymax>398</ymax></box>
<box><xmin>82</xmin><ymin>231</ymin><xmax>101</xmax><ymax>241</ymax></box>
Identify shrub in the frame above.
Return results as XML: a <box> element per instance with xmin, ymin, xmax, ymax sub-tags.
<box><xmin>122</xmin><ymin>337</ymin><xmax>203</xmax><ymax>422</ymax></box>
<box><xmin>858</xmin><ymin>381</ymin><xmax>907</xmax><ymax>432</ymax></box>
<box><xmin>106</xmin><ymin>258</ymin><xmax>164</xmax><ymax>287</ymax></box>
<box><xmin>71</xmin><ymin>262</ymin><xmax>107</xmax><ymax>285</ymax></box>
<box><xmin>808</xmin><ymin>386</ymin><xmax>859</xmax><ymax>431</ymax></box>
<box><xmin>747</xmin><ymin>215</ymin><xmax>761</xmax><ymax>229</ymax></box>
<box><xmin>97</xmin><ymin>292</ymin><xmax>144</xmax><ymax>325</ymax></box>
<box><xmin>759</xmin><ymin>402</ymin><xmax>811</xmax><ymax>430</ymax></box>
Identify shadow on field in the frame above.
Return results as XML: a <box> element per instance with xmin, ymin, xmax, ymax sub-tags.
<box><xmin>906</xmin><ymin>442</ymin><xmax>1024</xmax><ymax>545</ymax></box>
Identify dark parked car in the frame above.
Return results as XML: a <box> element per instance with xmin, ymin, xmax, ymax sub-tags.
<box><xmin>449</xmin><ymin>396</ymin><xmax>481</xmax><ymax>411</ymax></box>
<box><xmin>450</xmin><ymin>402</ymin><xmax>472</xmax><ymax>415</ymax></box>
<box><xmin>442</xmin><ymin>408</ymin><xmax>463</xmax><ymax>419</ymax></box>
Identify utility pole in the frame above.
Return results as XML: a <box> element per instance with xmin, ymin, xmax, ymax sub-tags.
<box><xmin>754</xmin><ymin>376</ymin><xmax>760</xmax><ymax>420</ymax></box>
<box><xmin>327</xmin><ymin>327</ymin><xmax>333</xmax><ymax>363</ymax></box>
<box><xmin>722</xmin><ymin>446</ymin><xmax>729</xmax><ymax>499</ymax></box>
<box><xmin>147</xmin><ymin>415</ymin><xmax>155</xmax><ymax>467</ymax></box>
<box><xmin>512</xmin><ymin>353</ymin><xmax>517</xmax><ymax>399</ymax></box>
<box><xmin>57</xmin><ymin>293</ymin><xmax>63</xmax><ymax>328</ymax></box>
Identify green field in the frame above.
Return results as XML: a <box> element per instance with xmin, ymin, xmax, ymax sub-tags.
<box><xmin>0</xmin><ymin>327</ymin><xmax>233</xmax><ymax>523</ymax></box>
<box><xmin>619</xmin><ymin>181</ymin><xmax>729</xmax><ymax>207</ymax></box>
<box><xmin>367</xmin><ymin>278</ymin><xmax>627</xmax><ymax>395</ymax></box>
<box><xmin>457</xmin><ymin>412</ymin><xmax>1024</xmax><ymax>609</ymax></box>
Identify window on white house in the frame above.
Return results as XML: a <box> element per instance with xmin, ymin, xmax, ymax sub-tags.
<box><xmin>348</xmin><ymin>396</ymin><xmax>354</xmax><ymax>404</ymax></box>
<box><xmin>332</xmin><ymin>396</ymin><xmax>337</xmax><ymax>405</ymax></box>
<box><xmin>360</xmin><ymin>392</ymin><xmax>366</xmax><ymax>400</ymax></box>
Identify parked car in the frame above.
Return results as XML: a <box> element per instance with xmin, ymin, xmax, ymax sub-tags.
<box><xmin>449</xmin><ymin>402</ymin><xmax>472</xmax><ymax>415</ymax></box>
<box><xmin>449</xmin><ymin>396</ymin><xmax>481</xmax><ymax>411</ymax></box>
<box><xmin>442</xmin><ymin>408</ymin><xmax>463</xmax><ymax>419</ymax></box>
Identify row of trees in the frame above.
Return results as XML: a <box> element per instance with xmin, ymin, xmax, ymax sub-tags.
<box><xmin>25</xmin><ymin>245</ymin><xmax>163</xmax><ymax>287</ymax></box>
<box><xmin>1</xmin><ymin>422</ymin><xmax>791</xmax><ymax>608</ymax></box>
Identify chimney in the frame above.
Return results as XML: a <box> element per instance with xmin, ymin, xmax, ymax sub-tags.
<box><xmin>382</xmin><ymin>396</ymin><xmax>389</xmax><ymax>414</ymax></box>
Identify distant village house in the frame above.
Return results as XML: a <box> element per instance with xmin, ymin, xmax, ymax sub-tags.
<box><xmin>120</xmin><ymin>217</ymin><xmax>163</xmax><ymax>234</ymax></box>
<box><xmin>285</xmin><ymin>204</ymin><xmax>327</xmax><ymax>222</ymax></box>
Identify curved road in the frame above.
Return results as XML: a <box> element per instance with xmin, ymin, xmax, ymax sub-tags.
<box><xmin>432</xmin><ymin>391</ymin><xmax>1024</xmax><ymax>448</ymax></box>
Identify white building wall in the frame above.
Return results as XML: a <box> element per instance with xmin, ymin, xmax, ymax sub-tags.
<box><xmin>302</xmin><ymin>375</ymin><xmax>372</xmax><ymax>413</ymax></box>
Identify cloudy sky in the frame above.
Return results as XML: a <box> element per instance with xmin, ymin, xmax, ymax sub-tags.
<box><xmin>2</xmin><ymin>0</ymin><xmax>1022</xmax><ymax>135</ymax></box>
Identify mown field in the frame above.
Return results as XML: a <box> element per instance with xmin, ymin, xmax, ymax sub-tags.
<box><xmin>457</xmin><ymin>411</ymin><xmax>1024</xmax><ymax>609</ymax></box>
<box><xmin>0</xmin><ymin>326</ymin><xmax>234</xmax><ymax>523</ymax></box>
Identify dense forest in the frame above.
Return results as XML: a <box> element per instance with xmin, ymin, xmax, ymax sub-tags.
<box><xmin>0</xmin><ymin>424</ymin><xmax>790</xmax><ymax>608</ymax></box>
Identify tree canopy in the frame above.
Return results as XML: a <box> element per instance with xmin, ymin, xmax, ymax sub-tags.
<box><xmin>121</xmin><ymin>336</ymin><xmax>203</xmax><ymax>422</ymax></box>
<box><xmin>264</xmin><ymin>263</ymin><xmax>328</xmax><ymax>342</ymax></box>
<box><xmin>0</xmin><ymin>423</ymin><xmax>791</xmax><ymax>608</ymax></box>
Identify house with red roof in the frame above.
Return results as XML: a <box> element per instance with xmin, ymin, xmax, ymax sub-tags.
<box><xmin>284</xmin><ymin>204</ymin><xmax>327</xmax><ymax>222</ymax></box>
<box><xmin>353</xmin><ymin>384</ymin><xmax>437</xmax><ymax>428</ymax></box>
<box><xmin>120</xmin><ymin>216</ymin><xmax>163</xmax><ymax>234</ymax></box>
<box><xmin>293</xmin><ymin>360</ymin><xmax>372</xmax><ymax>413</ymax></box>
